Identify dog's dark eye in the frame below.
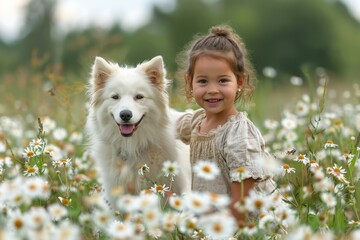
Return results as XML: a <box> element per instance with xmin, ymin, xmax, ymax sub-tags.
<box><xmin>111</xmin><ymin>94</ymin><xmax>119</xmax><ymax>100</ymax></box>
<box><xmin>135</xmin><ymin>94</ymin><xmax>144</xmax><ymax>100</ymax></box>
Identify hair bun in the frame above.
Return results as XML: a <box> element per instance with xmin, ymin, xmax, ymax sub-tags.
<box><xmin>210</xmin><ymin>25</ymin><xmax>232</xmax><ymax>37</ymax></box>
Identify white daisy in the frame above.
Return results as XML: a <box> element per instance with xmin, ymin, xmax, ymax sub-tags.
<box><xmin>324</xmin><ymin>140</ymin><xmax>338</xmax><ymax>149</ymax></box>
<box><xmin>107</xmin><ymin>221</ymin><xmax>135</xmax><ymax>239</ymax></box>
<box><xmin>169</xmin><ymin>194</ymin><xmax>185</xmax><ymax>211</ymax></box>
<box><xmin>47</xmin><ymin>203</ymin><xmax>68</xmax><ymax>221</ymax></box>
<box><xmin>184</xmin><ymin>192</ymin><xmax>212</xmax><ymax>215</ymax></box>
<box><xmin>198</xmin><ymin>211</ymin><xmax>237</xmax><ymax>239</ymax></box>
<box><xmin>193</xmin><ymin>160</ymin><xmax>220</xmax><ymax>180</ymax></box>
<box><xmin>150</xmin><ymin>183</ymin><xmax>170</xmax><ymax>197</ymax></box>
<box><xmin>162</xmin><ymin>160</ymin><xmax>180</xmax><ymax>178</ymax></box>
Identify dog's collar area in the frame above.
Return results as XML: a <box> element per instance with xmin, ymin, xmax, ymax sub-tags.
<box><xmin>117</xmin><ymin>114</ymin><xmax>145</xmax><ymax>137</ymax></box>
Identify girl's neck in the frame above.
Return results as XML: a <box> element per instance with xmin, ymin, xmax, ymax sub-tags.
<box><xmin>200</xmin><ymin>108</ymin><xmax>238</xmax><ymax>133</ymax></box>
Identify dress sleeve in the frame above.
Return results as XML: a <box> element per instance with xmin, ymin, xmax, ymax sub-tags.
<box><xmin>220</xmin><ymin>117</ymin><xmax>272</xmax><ymax>182</ymax></box>
<box><xmin>176</xmin><ymin>111</ymin><xmax>193</xmax><ymax>145</ymax></box>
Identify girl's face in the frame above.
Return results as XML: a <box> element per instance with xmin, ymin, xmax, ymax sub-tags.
<box><xmin>191</xmin><ymin>55</ymin><xmax>241</xmax><ymax>118</ymax></box>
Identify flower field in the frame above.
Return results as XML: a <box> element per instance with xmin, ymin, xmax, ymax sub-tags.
<box><xmin>0</xmin><ymin>65</ymin><xmax>359</xmax><ymax>239</ymax></box>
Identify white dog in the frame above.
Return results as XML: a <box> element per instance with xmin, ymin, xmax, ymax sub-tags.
<box><xmin>86</xmin><ymin>56</ymin><xmax>191</xmax><ymax>208</ymax></box>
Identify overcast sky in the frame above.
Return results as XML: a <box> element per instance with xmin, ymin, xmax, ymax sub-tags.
<box><xmin>0</xmin><ymin>0</ymin><xmax>359</xmax><ymax>43</ymax></box>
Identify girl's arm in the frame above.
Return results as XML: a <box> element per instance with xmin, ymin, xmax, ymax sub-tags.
<box><xmin>229</xmin><ymin>178</ymin><xmax>256</xmax><ymax>221</ymax></box>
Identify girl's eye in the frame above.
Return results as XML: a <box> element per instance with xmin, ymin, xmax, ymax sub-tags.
<box><xmin>135</xmin><ymin>94</ymin><xmax>144</xmax><ymax>100</ymax></box>
<box><xmin>111</xmin><ymin>94</ymin><xmax>119</xmax><ymax>100</ymax></box>
<box><xmin>197</xmin><ymin>79</ymin><xmax>207</xmax><ymax>84</ymax></box>
<box><xmin>219</xmin><ymin>78</ymin><xmax>230</xmax><ymax>83</ymax></box>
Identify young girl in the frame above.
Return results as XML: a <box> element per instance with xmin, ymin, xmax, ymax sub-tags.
<box><xmin>176</xmin><ymin>25</ymin><xmax>275</xmax><ymax>220</ymax></box>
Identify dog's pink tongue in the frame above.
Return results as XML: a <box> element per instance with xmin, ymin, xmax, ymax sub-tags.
<box><xmin>120</xmin><ymin>124</ymin><xmax>135</xmax><ymax>135</ymax></box>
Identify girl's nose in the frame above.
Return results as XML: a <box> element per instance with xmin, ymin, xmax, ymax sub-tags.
<box><xmin>207</xmin><ymin>84</ymin><xmax>219</xmax><ymax>94</ymax></box>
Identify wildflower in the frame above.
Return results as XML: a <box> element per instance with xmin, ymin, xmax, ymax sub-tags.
<box><xmin>324</xmin><ymin>140</ymin><xmax>338</xmax><ymax>149</ymax></box>
<box><xmin>341</xmin><ymin>152</ymin><xmax>354</xmax><ymax>162</ymax></box>
<box><xmin>53</xmin><ymin>157</ymin><xmax>72</xmax><ymax>168</ymax></box>
<box><xmin>281</xmin><ymin>164</ymin><xmax>296</xmax><ymax>175</ymax></box>
<box><xmin>262</xmin><ymin>66</ymin><xmax>277</xmax><ymax>78</ymax></box>
<box><xmin>150</xmin><ymin>184</ymin><xmax>170</xmax><ymax>197</ymax></box>
<box><xmin>52</xmin><ymin>127</ymin><xmax>67</xmax><ymax>141</ymax></box>
<box><xmin>245</xmin><ymin>190</ymin><xmax>270</xmax><ymax>214</ymax></box>
<box><xmin>0</xmin><ymin>156</ymin><xmax>13</xmax><ymax>168</ymax></box>
<box><xmin>264</xmin><ymin>119</ymin><xmax>279</xmax><ymax>130</ymax></box>
<box><xmin>23</xmin><ymin>177</ymin><xmax>50</xmax><ymax>199</ymax></box>
<box><xmin>69</xmin><ymin>132</ymin><xmax>83</xmax><ymax>143</ymax></box>
<box><xmin>295</xmin><ymin>101</ymin><xmax>309</xmax><ymax>116</ymax></box>
<box><xmin>192</xmin><ymin>229</ymin><xmax>205</xmax><ymax>239</ymax></box>
<box><xmin>243</xmin><ymin>222</ymin><xmax>258</xmax><ymax>236</ymax></box>
<box><xmin>42</xmin><ymin>116</ymin><xmax>56</xmax><ymax>133</ymax></box>
<box><xmin>285</xmin><ymin>131</ymin><xmax>298</xmax><ymax>142</ymax></box>
<box><xmin>327</xmin><ymin>164</ymin><xmax>346</xmax><ymax>178</ymax></box>
<box><xmin>23</xmin><ymin>147</ymin><xmax>40</xmax><ymax>159</ymax></box>
<box><xmin>138</xmin><ymin>193</ymin><xmax>159</xmax><ymax>210</ymax></box>
<box><xmin>117</xmin><ymin>194</ymin><xmax>139</xmax><ymax>213</ymax></box>
<box><xmin>193</xmin><ymin>160</ymin><xmax>220</xmax><ymax>180</ymax></box>
<box><xmin>53</xmin><ymin>220</ymin><xmax>81</xmax><ymax>240</ymax></box>
<box><xmin>184</xmin><ymin>192</ymin><xmax>212</xmax><ymax>214</ymax></box>
<box><xmin>231</xmin><ymin>166</ymin><xmax>250</xmax><ymax>181</ymax></box>
<box><xmin>0</xmin><ymin>141</ymin><xmax>6</xmax><ymax>153</ymax></box>
<box><xmin>290</xmin><ymin>76</ymin><xmax>303</xmax><ymax>86</ymax></box>
<box><xmin>320</xmin><ymin>192</ymin><xmax>337</xmax><ymax>208</ymax></box>
<box><xmin>281</xmin><ymin>117</ymin><xmax>297</xmax><ymax>130</ymax></box>
<box><xmin>47</xmin><ymin>203</ymin><xmax>68</xmax><ymax>221</ymax></box>
<box><xmin>178</xmin><ymin>216</ymin><xmax>198</xmax><ymax>235</ymax></box>
<box><xmin>309</xmin><ymin>159</ymin><xmax>319</xmax><ymax>168</ymax></box>
<box><xmin>207</xmin><ymin>192</ymin><xmax>230</xmax><ymax>209</ymax></box>
<box><xmin>92</xmin><ymin>208</ymin><xmax>112</xmax><ymax>229</ymax></box>
<box><xmin>313</xmin><ymin>177</ymin><xmax>335</xmax><ymax>192</ymax></box>
<box><xmin>162</xmin><ymin>160</ymin><xmax>180</xmax><ymax>178</ymax></box>
<box><xmin>58</xmin><ymin>196</ymin><xmax>72</xmax><ymax>206</ymax></box>
<box><xmin>349</xmin><ymin>220</ymin><xmax>360</xmax><ymax>226</ymax></box>
<box><xmin>162</xmin><ymin>212</ymin><xmax>177</xmax><ymax>232</ymax></box>
<box><xmin>7</xmin><ymin>210</ymin><xmax>26</xmax><ymax>233</ymax></box>
<box><xmin>24</xmin><ymin>207</ymin><xmax>50</xmax><ymax>229</ymax></box>
<box><xmin>23</xmin><ymin>165</ymin><xmax>39</xmax><ymax>176</ymax></box>
<box><xmin>138</xmin><ymin>163</ymin><xmax>150</xmax><ymax>175</ymax></box>
<box><xmin>169</xmin><ymin>194</ymin><xmax>185</xmax><ymax>211</ymax></box>
<box><xmin>198</xmin><ymin>211</ymin><xmax>237</xmax><ymax>239</ymax></box>
<box><xmin>142</xmin><ymin>207</ymin><xmax>161</xmax><ymax>228</ymax></box>
<box><xmin>293</xmin><ymin>154</ymin><xmax>310</xmax><ymax>165</ymax></box>
<box><xmin>30</xmin><ymin>138</ymin><xmax>44</xmax><ymax>149</ymax></box>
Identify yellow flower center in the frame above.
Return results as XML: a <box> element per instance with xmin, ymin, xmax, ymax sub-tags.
<box><xmin>202</xmin><ymin>165</ymin><xmax>211</xmax><ymax>173</ymax></box>
<box><xmin>155</xmin><ymin>185</ymin><xmax>164</xmax><ymax>191</ymax></box>
<box><xmin>27</xmin><ymin>151</ymin><xmax>34</xmax><ymax>157</ymax></box>
<box><xmin>14</xmin><ymin>219</ymin><xmax>24</xmax><ymax>229</ymax></box>
<box><xmin>213</xmin><ymin>223</ymin><xmax>223</xmax><ymax>233</ymax></box>
<box><xmin>282</xmin><ymin>164</ymin><xmax>290</xmax><ymax>169</ymax></box>
<box><xmin>236</xmin><ymin>167</ymin><xmax>246</xmax><ymax>173</ymax></box>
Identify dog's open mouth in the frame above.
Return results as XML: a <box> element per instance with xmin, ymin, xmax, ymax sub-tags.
<box><xmin>118</xmin><ymin>115</ymin><xmax>145</xmax><ymax>137</ymax></box>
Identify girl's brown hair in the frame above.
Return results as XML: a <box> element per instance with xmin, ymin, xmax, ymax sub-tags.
<box><xmin>176</xmin><ymin>25</ymin><xmax>257</xmax><ymax>105</ymax></box>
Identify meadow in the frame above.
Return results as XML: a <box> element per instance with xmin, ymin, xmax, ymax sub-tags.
<box><xmin>0</xmin><ymin>59</ymin><xmax>359</xmax><ymax>239</ymax></box>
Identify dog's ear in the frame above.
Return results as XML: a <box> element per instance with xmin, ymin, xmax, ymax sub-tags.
<box><xmin>91</xmin><ymin>57</ymin><xmax>113</xmax><ymax>90</ymax></box>
<box><xmin>139</xmin><ymin>56</ymin><xmax>166</xmax><ymax>89</ymax></box>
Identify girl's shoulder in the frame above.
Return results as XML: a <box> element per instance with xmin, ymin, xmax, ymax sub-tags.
<box><xmin>220</xmin><ymin>111</ymin><xmax>263</xmax><ymax>140</ymax></box>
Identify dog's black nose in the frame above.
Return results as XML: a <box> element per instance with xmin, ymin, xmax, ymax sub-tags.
<box><xmin>120</xmin><ymin>110</ymin><xmax>132</xmax><ymax>122</ymax></box>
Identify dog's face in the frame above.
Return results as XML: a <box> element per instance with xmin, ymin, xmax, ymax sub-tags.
<box><xmin>89</xmin><ymin>56</ymin><xmax>168</xmax><ymax>137</ymax></box>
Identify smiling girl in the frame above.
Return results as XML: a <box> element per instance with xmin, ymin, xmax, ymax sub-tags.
<box><xmin>176</xmin><ymin>25</ymin><xmax>275</xmax><ymax>221</ymax></box>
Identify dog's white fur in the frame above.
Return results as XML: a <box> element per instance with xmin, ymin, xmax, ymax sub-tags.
<box><xmin>86</xmin><ymin>56</ymin><xmax>191</xmax><ymax>207</ymax></box>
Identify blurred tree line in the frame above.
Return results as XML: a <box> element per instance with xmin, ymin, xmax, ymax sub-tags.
<box><xmin>1</xmin><ymin>0</ymin><xmax>360</xmax><ymax>82</ymax></box>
